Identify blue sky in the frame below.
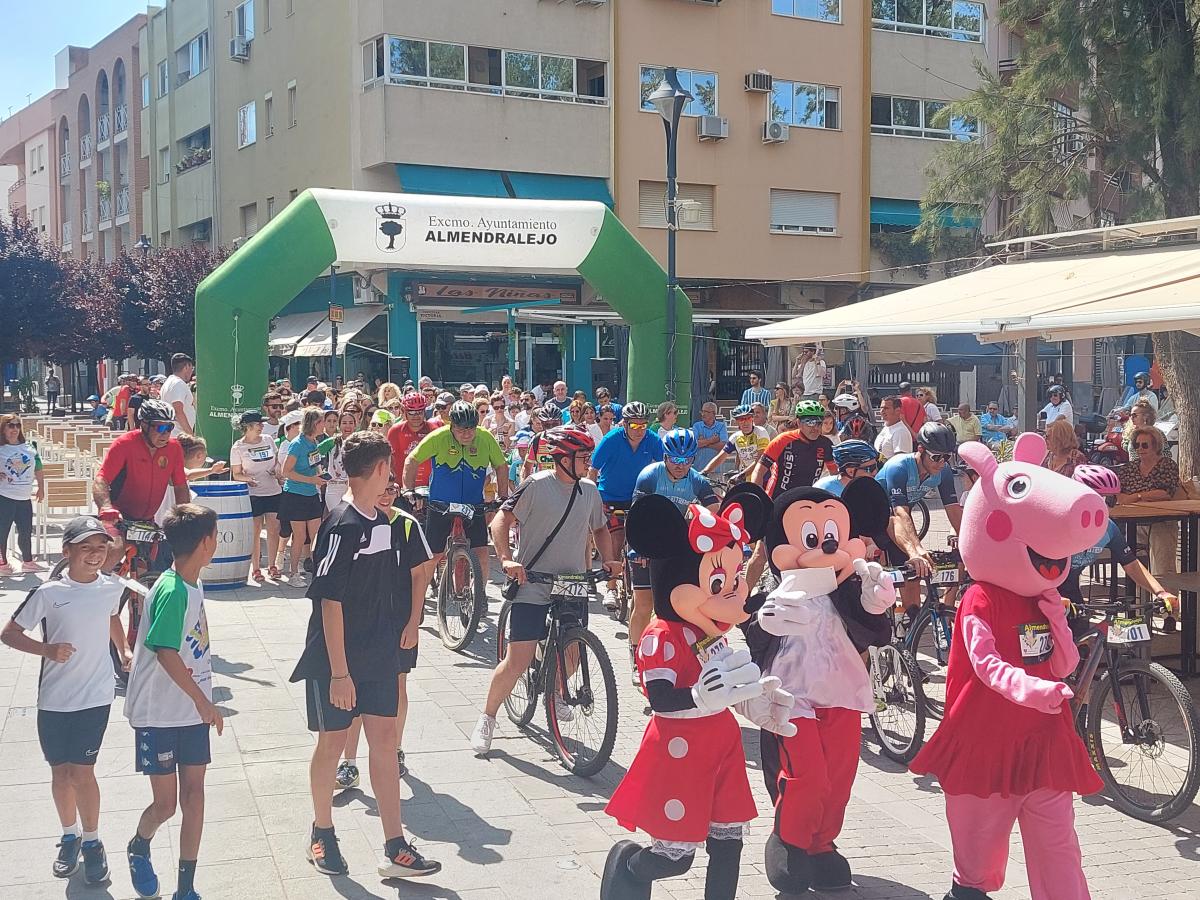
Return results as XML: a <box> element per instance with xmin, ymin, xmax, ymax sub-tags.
<box><xmin>0</xmin><ymin>1</ymin><xmax>149</xmax><ymax>119</ymax></box>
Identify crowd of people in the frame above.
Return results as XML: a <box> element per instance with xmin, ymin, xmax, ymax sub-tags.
<box><xmin>0</xmin><ymin>354</ymin><xmax>1192</xmax><ymax>900</ymax></box>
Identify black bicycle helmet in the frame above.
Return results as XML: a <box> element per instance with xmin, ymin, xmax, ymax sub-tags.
<box><xmin>916</xmin><ymin>421</ymin><xmax>958</xmax><ymax>454</ymax></box>
<box><xmin>448</xmin><ymin>400</ymin><xmax>478</xmax><ymax>429</ymax></box>
<box><xmin>622</xmin><ymin>400</ymin><xmax>649</xmax><ymax>420</ymax></box>
<box><xmin>137</xmin><ymin>398</ymin><xmax>176</xmax><ymax>425</ymax></box>
<box><xmin>535</xmin><ymin>402</ymin><xmax>561</xmax><ymax>423</ymax></box>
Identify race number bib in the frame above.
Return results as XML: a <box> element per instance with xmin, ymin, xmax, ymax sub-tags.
<box><xmin>1018</xmin><ymin>622</ymin><xmax>1053</xmax><ymax>664</ymax></box>
<box><xmin>248</xmin><ymin>447</ymin><xmax>273</xmax><ymax>462</ymax></box>
<box><xmin>125</xmin><ymin>523</ymin><xmax>161</xmax><ymax>544</ymax></box>
<box><xmin>307</xmin><ymin>451</ymin><xmax>322</xmax><ymax>468</ymax></box>
<box><xmin>1109</xmin><ymin>616</ymin><xmax>1151</xmax><ymax>644</ymax></box>
<box><xmin>694</xmin><ymin>633</ymin><xmax>730</xmax><ymax>665</ymax></box>
<box><xmin>447</xmin><ymin>502</ymin><xmax>475</xmax><ymax>519</ymax></box>
<box><xmin>550</xmin><ymin>576</ymin><xmax>590</xmax><ymax>601</ymax></box>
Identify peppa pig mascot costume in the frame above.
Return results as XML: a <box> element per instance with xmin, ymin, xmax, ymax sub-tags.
<box><xmin>910</xmin><ymin>432</ymin><xmax>1106</xmax><ymax>900</ymax></box>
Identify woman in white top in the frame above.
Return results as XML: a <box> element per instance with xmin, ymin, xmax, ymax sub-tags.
<box><xmin>0</xmin><ymin>415</ymin><xmax>45</xmax><ymax>574</ymax></box>
<box><xmin>918</xmin><ymin>386</ymin><xmax>943</xmax><ymax>421</ymax></box>
<box><xmin>231</xmin><ymin>411</ymin><xmax>284</xmax><ymax>582</ymax></box>
<box><xmin>582</xmin><ymin>403</ymin><xmax>604</xmax><ymax>444</ymax></box>
<box><xmin>318</xmin><ymin>410</ymin><xmax>359</xmax><ymax>513</ymax></box>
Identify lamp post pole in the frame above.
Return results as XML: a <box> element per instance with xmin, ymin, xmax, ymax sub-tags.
<box><xmin>649</xmin><ymin>68</ymin><xmax>692</xmax><ymax>405</ymax></box>
<box><xmin>329</xmin><ymin>265</ymin><xmax>339</xmax><ymax>385</ymax></box>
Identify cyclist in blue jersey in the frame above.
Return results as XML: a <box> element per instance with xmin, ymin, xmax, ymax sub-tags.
<box><xmin>875</xmin><ymin>422</ymin><xmax>964</xmax><ymax>619</ymax></box>
<box><xmin>814</xmin><ymin>439</ymin><xmax>881</xmax><ymax>498</ymax></box>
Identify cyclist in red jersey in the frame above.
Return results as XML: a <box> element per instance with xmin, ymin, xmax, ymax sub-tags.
<box><xmin>387</xmin><ymin>392</ymin><xmax>434</xmax><ymax>501</ymax></box>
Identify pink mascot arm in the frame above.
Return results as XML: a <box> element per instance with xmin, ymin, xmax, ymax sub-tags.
<box><xmin>961</xmin><ymin>613</ymin><xmax>1073</xmax><ymax>714</ymax></box>
<box><xmin>1038</xmin><ymin>590</ymin><xmax>1081</xmax><ymax>678</ymax></box>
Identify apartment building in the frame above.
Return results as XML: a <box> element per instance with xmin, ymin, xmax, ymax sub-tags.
<box><xmin>0</xmin><ymin>93</ymin><xmax>61</xmax><ymax>237</ymax></box>
<box><xmin>214</xmin><ymin>0</ymin><xmax>613</xmax><ymax>389</ymax></box>
<box><xmin>140</xmin><ymin>0</ymin><xmax>218</xmax><ymax>248</ymax></box>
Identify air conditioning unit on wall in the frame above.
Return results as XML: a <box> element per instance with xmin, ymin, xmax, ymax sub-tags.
<box><xmin>745</xmin><ymin>72</ymin><xmax>772</xmax><ymax>93</ymax></box>
<box><xmin>762</xmin><ymin>121</ymin><xmax>790</xmax><ymax>144</ymax></box>
<box><xmin>229</xmin><ymin>37</ymin><xmax>250</xmax><ymax>61</ymax></box>
<box><xmin>697</xmin><ymin>116</ymin><xmax>729</xmax><ymax>141</ymax></box>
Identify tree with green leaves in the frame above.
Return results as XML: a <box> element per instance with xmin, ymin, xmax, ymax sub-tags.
<box><xmin>920</xmin><ymin>0</ymin><xmax>1200</xmax><ymax>476</ymax></box>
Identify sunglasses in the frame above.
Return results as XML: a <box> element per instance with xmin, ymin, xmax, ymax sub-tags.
<box><xmin>927</xmin><ymin>452</ymin><xmax>953</xmax><ymax>462</ymax></box>
<box><xmin>1134</xmin><ymin>441</ymin><xmax>1154</xmax><ymax>449</ymax></box>
<box><xmin>798</xmin><ymin>417</ymin><xmax>824</xmax><ymax>427</ymax></box>
<box><xmin>152</xmin><ymin>423</ymin><xmax>175</xmax><ymax>435</ymax></box>
<box><xmin>853</xmin><ymin>462</ymin><xmax>880</xmax><ymax>474</ymax></box>
<box><xmin>987</xmin><ymin>407</ymin><xmax>998</xmax><ymax>412</ymax></box>
<box><xmin>666</xmin><ymin>455</ymin><xmax>695</xmax><ymax>465</ymax></box>
<box><xmin>626</xmin><ymin>421</ymin><xmax>648</xmax><ymax>431</ymax></box>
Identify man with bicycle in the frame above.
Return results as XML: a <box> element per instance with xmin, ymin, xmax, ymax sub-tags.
<box><xmin>471</xmin><ymin>428</ymin><xmax>620</xmax><ymax>755</ymax></box>
<box><xmin>699</xmin><ymin>405</ymin><xmax>769</xmax><ymax>481</ymax></box>
<box><xmin>875</xmin><ymin>422</ymin><xmax>963</xmax><ymax>622</ymax></box>
<box><xmin>586</xmin><ymin>401</ymin><xmax>663</xmax><ymax>626</ymax></box>
<box><xmin>815</xmin><ymin>440</ymin><xmax>882</xmax><ymax>498</ymax></box>
<box><xmin>401</xmin><ymin>400</ymin><xmax>510</xmax><ymax>579</ymax></box>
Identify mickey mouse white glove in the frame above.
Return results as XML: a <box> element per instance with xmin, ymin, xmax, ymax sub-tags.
<box><xmin>757</xmin><ymin>590</ymin><xmax>815</xmax><ymax>636</ymax></box>
<box><xmin>855</xmin><ymin>558</ymin><xmax>896</xmax><ymax>615</ymax></box>
<box><xmin>691</xmin><ymin>648</ymin><xmax>765</xmax><ymax>714</ymax></box>
<box><xmin>735</xmin><ymin>675</ymin><xmax>798</xmax><ymax>737</ymax></box>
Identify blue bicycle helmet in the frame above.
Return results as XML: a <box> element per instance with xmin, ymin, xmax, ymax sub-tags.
<box><xmin>731</xmin><ymin>404</ymin><xmax>755</xmax><ymax>420</ymax></box>
<box><xmin>663</xmin><ymin>427</ymin><xmax>699</xmax><ymax>460</ymax></box>
<box><xmin>831</xmin><ymin>439</ymin><xmax>879</xmax><ymax>470</ymax></box>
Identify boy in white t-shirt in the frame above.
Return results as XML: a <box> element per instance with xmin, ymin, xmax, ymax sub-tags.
<box><xmin>124</xmin><ymin>504</ymin><xmax>222</xmax><ymax>900</ymax></box>
<box><xmin>1</xmin><ymin>516</ymin><xmax>128</xmax><ymax>884</ymax></box>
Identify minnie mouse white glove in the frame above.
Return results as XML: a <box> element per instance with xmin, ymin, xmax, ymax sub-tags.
<box><xmin>735</xmin><ymin>675</ymin><xmax>798</xmax><ymax>736</ymax></box>
<box><xmin>691</xmin><ymin>648</ymin><xmax>765</xmax><ymax>713</ymax></box>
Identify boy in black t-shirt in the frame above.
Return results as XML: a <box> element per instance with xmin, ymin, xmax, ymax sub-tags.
<box><xmin>289</xmin><ymin>432</ymin><xmax>441</xmax><ymax>881</ymax></box>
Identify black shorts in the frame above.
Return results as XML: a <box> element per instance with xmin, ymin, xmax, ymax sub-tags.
<box><xmin>398</xmin><ymin>645</ymin><xmax>418</xmax><ymax>675</ymax></box>
<box><xmin>38</xmin><ymin>705</ymin><xmax>111</xmax><ymax>767</ymax></box>
<box><xmin>507</xmin><ymin>599</ymin><xmax>588</xmax><ymax>643</ymax></box>
<box><xmin>629</xmin><ymin>557</ymin><xmax>651</xmax><ymax>589</ymax></box>
<box><xmin>279</xmin><ymin>491</ymin><xmax>323</xmax><ymax>523</ymax></box>
<box><xmin>878</xmin><ymin>534</ymin><xmax>908</xmax><ymax>568</ymax></box>
<box><xmin>250</xmin><ymin>493</ymin><xmax>281</xmax><ymax>517</ymax></box>
<box><xmin>134</xmin><ymin>723</ymin><xmax>211</xmax><ymax>774</ymax></box>
<box><xmin>305</xmin><ymin>677</ymin><xmax>400</xmax><ymax>733</ymax></box>
<box><xmin>424</xmin><ymin>506</ymin><xmax>488</xmax><ymax>552</ymax></box>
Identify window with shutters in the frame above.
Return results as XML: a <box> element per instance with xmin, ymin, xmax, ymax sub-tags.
<box><xmin>638</xmin><ymin>181</ymin><xmax>715</xmax><ymax>231</ymax></box>
<box><xmin>240</xmin><ymin>202</ymin><xmax>258</xmax><ymax>238</ymax></box>
<box><xmin>770</xmin><ymin>189</ymin><xmax>838</xmax><ymax>235</ymax></box>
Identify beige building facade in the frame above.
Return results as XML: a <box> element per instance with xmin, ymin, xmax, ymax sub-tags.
<box><xmin>0</xmin><ymin>93</ymin><xmax>62</xmax><ymax>238</ymax></box>
<box><xmin>140</xmin><ymin>0</ymin><xmax>218</xmax><ymax>248</ymax></box>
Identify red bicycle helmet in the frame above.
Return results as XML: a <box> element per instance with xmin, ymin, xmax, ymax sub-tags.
<box><xmin>542</xmin><ymin>426</ymin><xmax>595</xmax><ymax>458</ymax></box>
<box><xmin>401</xmin><ymin>391</ymin><xmax>427</xmax><ymax>412</ymax></box>
<box><xmin>1072</xmin><ymin>464</ymin><xmax>1121</xmax><ymax>496</ymax></box>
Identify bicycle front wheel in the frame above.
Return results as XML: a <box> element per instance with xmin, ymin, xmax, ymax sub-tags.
<box><xmin>436</xmin><ymin>544</ymin><xmax>485</xmax><ymax>652</ymax></box>
<box><xmin>908</xmin><ymin>605</ymin><xmax>955</xmax><ymax>719</ymax></box>
<box><xmin>497</xmin><ymin>600</ymin><xmax>538</xmax><ymax>727</ymax></box>
<box><xmin>1087</xmin><ymin>659</ymin><xmax>1200</xmax><ymax>823</ymax></box>
<box><xmin>912</xmin><ymin>499</ymin><xmax>930</xmax><ymax>540</ymax></box>
<box><xmin>545</xmin><ymin>626</ymin><xmax>618</xmax><ymax>777</ymax></box>
<box><xmin>868</xmin><ymin>644</ymin><xmax>926</xmax><ymax>764</ymax></box>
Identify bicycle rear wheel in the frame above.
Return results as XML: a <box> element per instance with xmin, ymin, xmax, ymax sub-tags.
<box><xmin>436</xmin><ymin>544</ymin><xmax>485</xmax><ymax>652</ymax></box>
<box><xmin>1087</xmin><ymin>659</ymin><xmax>1200</xmax><ymax>823</ymax></box>
<box><xmin>545</xmin><ymin>626</ymin><xmax>618</xmax><ymax>777</ymax></box>
<box><xmin>908</xmin><ymin>605</ymin><xmax>955</xmax><ymax>719</ymax></box>
<box><xmin>868</xmin><ymin>644</ymin><xmax>926</xmax><ymax>764</ymax></box>
<box><xmin>496</xmin><ymin>600</ymin><xmax>538</xmax><ymax>727</ymax></box>
<box><xmin>912</xmin><ymin>499</ymin><xmax>930</xmax><ymax>541</ymax></box>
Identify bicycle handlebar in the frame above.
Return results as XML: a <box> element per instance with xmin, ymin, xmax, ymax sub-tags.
<box><xmin>525</xmin><ymin>570</ymin><xmax>611</xmax><ymax>586</ymax></box>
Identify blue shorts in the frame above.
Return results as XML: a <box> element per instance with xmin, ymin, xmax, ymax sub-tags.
<box><xmin>134</xmin><ymin>723</ymin><xmax>211</xmax><ymax>775</ymax></box>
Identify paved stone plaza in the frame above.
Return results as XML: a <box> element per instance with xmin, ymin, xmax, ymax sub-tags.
<box><xmin>0</xmin><ymin>567</ymin><xmax>1197</xmax><ymax>900</ymax></box>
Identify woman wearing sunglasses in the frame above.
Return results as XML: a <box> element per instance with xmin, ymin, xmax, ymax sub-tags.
<box><xmin>0</xmin><ymin>415</ymin><xmax>46</xmax><ymax>574</ymax></box>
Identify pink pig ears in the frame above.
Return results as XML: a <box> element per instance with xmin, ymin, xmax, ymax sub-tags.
<box><xmin>1012</xmin><ymin>432</ymin><xmax>1047</xmax><ymax>464</ymax></box>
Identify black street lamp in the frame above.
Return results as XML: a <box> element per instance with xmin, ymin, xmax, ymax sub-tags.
<box><xmin>647</xmin><ymin>68</ymin><xmax>692</xmax><ymax>404</ymax></box>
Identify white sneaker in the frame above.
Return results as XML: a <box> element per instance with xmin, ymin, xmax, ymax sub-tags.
<box><xmin>602</xmin><ymin>589</ymin><xmax>619</xmax><ymax>611</ymax></box>
<box><xmin>553</xmin><ymin>698</ymin><xmax>575</xmax><ymax>723</ymax></box>
<box><xmin>470</xmin><ymin>714</ymin><xmax>496</xmax><ymax>756</ymax></box>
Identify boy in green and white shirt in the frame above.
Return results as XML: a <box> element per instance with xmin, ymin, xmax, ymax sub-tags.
<box><xmin>124</xmin><ymin>504</ymin><xmax>222</xmax><ymax>900</ymax></box>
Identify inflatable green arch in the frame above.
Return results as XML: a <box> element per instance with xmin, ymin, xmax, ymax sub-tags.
<box><xmin>195</xmin><ymin>189</ymin><xmax>691</xmax><ymax>458</ymax></box>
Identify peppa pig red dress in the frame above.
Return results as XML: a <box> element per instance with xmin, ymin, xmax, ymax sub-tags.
<box><xmin>910</xmin><ymin>582</ymin><xmax>1103</xmax><ymax>798</ymax></box>
<box><xmin>604</xmin><ymin>619</ymin><xmax>758</xmax><ymax>843</ymax></box>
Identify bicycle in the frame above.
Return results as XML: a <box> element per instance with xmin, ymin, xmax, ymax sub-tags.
<box><xmin>910</xmin><ymin>497</ymin><xmax>931</xmax><ymax>541</ymax></box>
<box><xmin>426</xmin><ymin>498</ymin><xmax>501</xmax><ymax>653</ymax></box>
<box><xmin>602</xmin><ymin>504</ymin><xmax>632</xmax><ymax>625</ymax></box>
<box><xmin>496</xmin><ymin>570</ymin><xmax>619</xmax><ymax>776</ymax></box>
<box><xmin>904</xmin><ymin>548</ymin><xmax>961</xmax><ymax>719</ymax></box>
<box><xmin>866</xmin><ymin>614</ymin><xmax>926</xmax><ymax>764</ymax></box>
<box><xmin>1069</xmin><ymin>597</ymin><xmax>1200</xmax><ymax>823</ymax></box>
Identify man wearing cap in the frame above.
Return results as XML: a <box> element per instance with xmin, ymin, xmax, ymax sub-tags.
<box><xmin>1041</xmin><ymin>384</ymin><xmax>1074</xmax><ymax>426</ymax></box>
<box><xmin>1</xmin><ymin>515</ymin><xmax>127</xmax><ymax>886</ymax></box>
<box><xmin>148</xmin><ymin>375</ymin><xmax>166</xmax><ymax>399</ymax></box>
<box><xmin>88</xmin><ymin>395</ymin><xmax>109</xmax><ymax>424</ymax></box>
<box><xmin>459</xmin><ymin>383</ymin><xmax>475</xmax><ymax>402</ymax></box>
<box><xmin>1122</xmin><ymin>371</ymin><xmax>1159</xmax><ymax>412</ymax></box>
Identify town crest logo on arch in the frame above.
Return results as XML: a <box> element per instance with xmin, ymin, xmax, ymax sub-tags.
<box><xmin>376</xmin><ymin>202</ymin><xmax>406</xmax><ymax>253</ymax></box>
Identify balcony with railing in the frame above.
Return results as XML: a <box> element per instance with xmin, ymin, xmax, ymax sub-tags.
<box><xmin>79</xmin><ymin>134</ymin><xmax>93</xmax><ymax>167</ymax></box>
<box><xmin>96</xmin><ymin>113</ymin><xmax>111</xmax><ymax>146</ymax></box>
<box><xmin>115</xmin><ymin>186</ymin><xmax>130</xmax><ymax>220</ymax></box>
<box><xmin>98</xmin><ymin>194</ymin><xmax>113</xmax><ymax>226</ymax></box>
<box><xmin>61</xmin><ymin>221</ymin><xmax>72</xmax><ymax>246</ymax></box>
<box><xmin>81</xmin><ymin>207</ymin><xmax>94</xmax><ymax>239</ymax></box>
<box><xmin>114</xmin><ymin>104</ymin><xmax>129</xmax><ymax>139</ymax></box>
<box><xmin>59</xmin><ymin>153</ymin><xmax>72</xmax><ymax>179</ymax></box>
<box><xmin>6</xmin><ymin>178</ymin><xmax>25</xmax><ymax>210</ymax></box>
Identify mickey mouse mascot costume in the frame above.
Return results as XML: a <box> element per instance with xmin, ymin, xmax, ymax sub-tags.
<box><xmin>602</xmin><ymin>484</ymin><xmax>794</xmax><ymax>900</ymax></box>
<box><xmin>910</xmin><ymin>433</ymin><xmax>1108</xmax><ymax>899</ymax></box>
<box><xmin>741</xmin><ymin>478</ymin><xmax>896</xmax><ymax>894</ymax></box>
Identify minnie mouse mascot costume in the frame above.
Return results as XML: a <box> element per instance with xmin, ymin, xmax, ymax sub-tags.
<box><xmin>602</xmin><ymin>484</ymin><xmax>794</xmax><ymax>900</ymax></box>
<box><xmin>742</xmin><ymin>478</ymin><xmax>896</xmax><ymax>894</ymax></box>
<box><xmin>910</xmin><ymin>433</ymin><xmax>1108</xmax><ymax>899</ymax></box>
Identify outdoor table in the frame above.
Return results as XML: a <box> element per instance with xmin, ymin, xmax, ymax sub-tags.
<box><xmin>1109</xmin><ymin>499</ymin><xmax>1200</xmax><ymax>676</ymax></box>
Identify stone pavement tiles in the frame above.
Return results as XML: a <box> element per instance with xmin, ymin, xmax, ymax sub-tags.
<box><xmin>0</xmin><ymin>571</ymin><xmax>1197</xmax><ymax>899</ymax></box>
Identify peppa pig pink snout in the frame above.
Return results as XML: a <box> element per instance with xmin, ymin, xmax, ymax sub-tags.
<box><xmin>1024</xmin><ymin>490</ymin><xmax>1109</xmax><ymax>569</ymax></box>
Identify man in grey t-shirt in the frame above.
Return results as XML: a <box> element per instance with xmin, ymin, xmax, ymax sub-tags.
<box><xmin>470</xmin><ymin>428</ymin><xmax>621</xmax><ymax>755</ymax></box>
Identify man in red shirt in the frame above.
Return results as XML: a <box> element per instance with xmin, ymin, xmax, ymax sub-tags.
<box><xmin>109</xmin><ymin>374</ymin><xmax>137</xmax><ymax>431</ymax></box>
<box><xmin>896</xmin><ymin>381</ymin><xmax>926</xmax><ymax>438</ymax></box>
<box><xmin>94</xmin><ymin>399</ymin><xmax>190</xmax><ymax>528</ymax></box>
<box><xmin>388</xmin><ymin>392</ymin><xmax>434</xmax><ymax>500</ymax></box>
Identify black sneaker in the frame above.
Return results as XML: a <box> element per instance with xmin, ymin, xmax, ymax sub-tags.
<box><xmin>378</xmin><ymin>836</ymin><xmax>441</xmax><ymax>879</ymax></box>
<box><xmin>334</xmin><ymin>761</ymin><xmax>360</xmax><ymax>790</ymax></box>
<box><xmin>53</xmin><ymin>834</ymin><xmax>81</xmax><ymax>878</ymax></box>
<box><xmin>396</xmin><ymin>749</ymin><xmax>408</xmax><ymax>779</ymax></box>
<box><xmin>82</xmin><ymin>839</ymin><xmax>110</xmax><ymax>885</ymax></box>
<box><xmin>307</xmin><ymin>825</ymin><xmax>349</xmax><ymax>876</ymax></box>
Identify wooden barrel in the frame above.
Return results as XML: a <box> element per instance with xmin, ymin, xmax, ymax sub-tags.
<box><xmin>191</xmin><ymin>482</ymin><xmax>254</xmax><ymax>591</ymax></box>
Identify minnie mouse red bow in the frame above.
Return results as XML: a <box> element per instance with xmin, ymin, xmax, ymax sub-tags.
<box><xmin>688</xmin><ymin>503</ymin><xmax>747</xmax><ymax>554</ymax></box>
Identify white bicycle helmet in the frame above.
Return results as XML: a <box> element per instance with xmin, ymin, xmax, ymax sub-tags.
<box><xmin>832</xmin><ymin>393</ymin><xmax>860</xmax><ymax>412</ymax></box>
